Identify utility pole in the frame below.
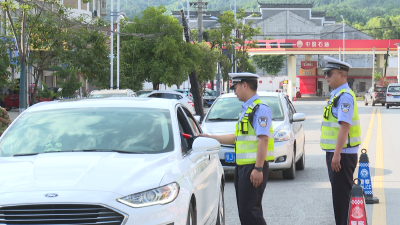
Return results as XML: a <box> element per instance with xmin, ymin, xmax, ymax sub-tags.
<box><xmin>180</xmin><ymin>10</ymin><xmax>205</xmax><ymax>119</ymax></box>
<box><xmin>395</xmin><ymin>44</ymin><xmax>400</xmax><ymax>83</ymax></box>
<box><xmin>197</xmin><ymin>0</ymin><xmax>203</xmax><ymax>43</ymax></box>
<box><xmin>372</xmin><ymin>47</ymin><xmax>375</xmax><ymax>88</ymax></box>
<box><xmin>341</xmin><ymin>15</ymin><xmax>345</xmax><ymax>61</ymax></box>
<box><xmin>110</xmin><ymin>0</ymin><xmax>114</xmax><ymax>89</ymax></box>
<box><xmin>117</xmin><ymin>0</ymin><xmax>120</xmax><ymax>89</ymax></box>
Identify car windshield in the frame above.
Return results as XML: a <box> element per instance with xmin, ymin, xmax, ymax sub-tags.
<box><xmin>89</xmin><ymin>93</ymin><xmax>127</xmax><ymax>98</ymax></box>
<box><xmin>206</xmin><ymin>96</ymin><xmax>284</xmax><ymax>122</ymax></box>
<box><xmin>375</xmin><ymin>87</ymin><xmax>386</xmax><ymax>92</ymax></box>
<box><xmin>388</xmin><ymin>86</ymin><xmax>400</xmax><ymax>92</ymax></box>
<box><xmin>205</xmin><ymin>91</ymin><xmax>217</xmax><ymax>96</ymax></box>
<box><xmin>0</xmin><ymin>108</ymin><xmax>174</xmax><ymax>157</ymax></box>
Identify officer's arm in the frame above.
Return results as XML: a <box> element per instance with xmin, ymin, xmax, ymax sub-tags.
<box><xmin>206</xmin><ymin>133</ymin><xmax>235</xmax><ymax>145</ymax></box>
<box><xmin>335</xmin><ymin>122</ymin><xmax>351</xmax><ymax>154</ymax></box>
<box><xmin>256</xmin><ymin>135</ymin><xmax>269</xmax><ymax>167</ymax></box>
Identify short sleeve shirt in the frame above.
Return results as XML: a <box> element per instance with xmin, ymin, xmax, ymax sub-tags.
<box><xmin>239</xmin><ymin>94</ymin><xmax>273</xmax><ymax>137</ymax></box>
<box><xmin>325</xmin><ymin>83</ymin><xmax>358</xmax><ymax>154</ymax></box>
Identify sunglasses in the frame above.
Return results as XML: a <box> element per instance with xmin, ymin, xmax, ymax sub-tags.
<box><xmin>324</xmin><ymin>71</ymin><xmax>333</xmax><ymax>77</ymax></box>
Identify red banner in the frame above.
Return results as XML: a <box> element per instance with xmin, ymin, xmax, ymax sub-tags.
<box><xmin>301</xmin><ymin>61</ymin><xmax>317</xmax><ymax>69</ymax></box>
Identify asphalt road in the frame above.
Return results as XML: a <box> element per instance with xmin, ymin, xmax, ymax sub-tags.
<box><xmin>222</xmin><ymin>101</ymin><xmax>400</xmax><ymax>225</ymax></box>
<box><xmin>7</xmin><ymin>103</ymin><xmax>399</xmax><ymax>225</ymax></box>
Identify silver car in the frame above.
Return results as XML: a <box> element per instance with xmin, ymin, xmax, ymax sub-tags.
<box><xmin>201</xmin><ymin>91</ymin><xmax>306</xmax><ymax>179</ymax></box>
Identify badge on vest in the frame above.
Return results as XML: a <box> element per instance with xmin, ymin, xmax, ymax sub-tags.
<box><xmin>258</xmin><ymin>116</ymin><xmax>268</xmax><ymax>127</ymax></box>
<box><xmin>341</xmin><ymin>103</ymin><xmax>351</xmax><ymax>113</ymax></box>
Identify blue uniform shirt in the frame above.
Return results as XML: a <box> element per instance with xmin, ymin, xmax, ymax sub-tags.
<box><xmin>239</xmin><ymin>94</ymin><xmax>273</xmax><ymax>137</ymax></box>
<box><xmin>325</xmin><ymin>83</ymin><xmax>358</xmax><ymax>154</ymax></box>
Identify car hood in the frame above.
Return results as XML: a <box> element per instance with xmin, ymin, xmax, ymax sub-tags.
<box><xmin>201</xmin><ymin>120</ymin><xmax>285</xmax><ymax>135</ymax></box>
<box><xmin>0</xmin><ymin>152</ymin><xmax>177</xmax><ymax>196</ymax></box>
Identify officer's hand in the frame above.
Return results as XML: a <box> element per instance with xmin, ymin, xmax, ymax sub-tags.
<box><xmin>250</xmin><ymin>169</ymin><xmax>263</xmax><ymax>188</ymax></box>
<box><xmin>198</xmin><ymin>133</ymin><xmax>210</xmax><ymax>138</ymax></box>
<box><xmin>331</xmin><ymin>153</ymin><xmax>341</xmax><ymax>172</ymax></box>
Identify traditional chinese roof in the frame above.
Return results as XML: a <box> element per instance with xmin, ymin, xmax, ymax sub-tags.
<box><xmin>245</xmin><ymin>12</ymin><xmax>261</xmax><ymax>17</ymax></box>
<box><xmin>258</xmin><ymin>2</ymin><xmax>314</xmax><ymax>8</ymax></box>
<box><xmin>311</xmin><ymin>11</ymin><xmax>326</xmax><ymax>17</ymax></box>
<box><xmin>171</xmin><ymin>11</ymin><xmax>221</xmax><ymax>17</ymax></box>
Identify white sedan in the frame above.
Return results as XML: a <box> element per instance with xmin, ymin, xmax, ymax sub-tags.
<box><xmin>201</xmin><ymin>92</ymin><xmax>306</xmax><ymax>179</ymax></box>
<box><xmin>146</xmin><ymin>90</ymin><xmax>196</xmax><ymax>114</ymax></box>
<box><xmin>0</xmin><ymin>98</ymin><xmax>225</xmax><ymax>225</ymax></box>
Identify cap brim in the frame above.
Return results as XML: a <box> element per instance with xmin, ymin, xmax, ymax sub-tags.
<box><xmin>322</xmin><ymin>68</ymin><xmax>334</xmax><ymax>71</ymax></box>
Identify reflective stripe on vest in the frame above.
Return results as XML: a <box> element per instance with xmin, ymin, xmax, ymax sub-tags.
<box><xmin>320</xmin><ymin>88</ymin><xmax>362</xmax><ymax>150</ymax></box>
<box><xmin>235</xmin><ymin>99</ymin><xmax>274</xmax><ymax>165</ymax></box>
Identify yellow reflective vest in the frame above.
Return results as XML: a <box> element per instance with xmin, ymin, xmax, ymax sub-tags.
<box><xmin>320</xmin><ymin>88</ymin><xmax>361</xmax><ymax>150</ymax></box>
<box><xmin>235</xmin><ymin>99</ymin><xmax>274</xmax><ymax>165</ymax></box>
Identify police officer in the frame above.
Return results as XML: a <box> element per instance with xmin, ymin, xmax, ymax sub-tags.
<box><xmin>200</xmin><ymin>73</ymin><xmax>274</xmax><ymax>225</ymax></box>
<box><xmin>320</xmin><ymin>56</ymin><xmax>361</xmax><ymax>225</ymax></box>
<box><xmin>0</xmin><ymin>107</ymin><xmax>11</xmax><ymax>136</ymax></box>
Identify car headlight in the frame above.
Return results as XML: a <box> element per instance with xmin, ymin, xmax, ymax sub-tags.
<box><xmin>117</xmin><ymin>182</ymin><xmax>180</xmax><ymax>208</ymax></box>
<box><xmin>274</xmin><ymin>129</ymin><xmax>291</xmax><ymax>142</ymax></box>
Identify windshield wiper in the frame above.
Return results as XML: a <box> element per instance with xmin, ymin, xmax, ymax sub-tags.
<box><xmin>83</xmin><ymin>149</ymin><xmax>145</xmax><ymax>154</ymax></box>
<box><xmin>208</xmin><ymin>118</ymin><xmax>237</xmax><ymax>121</ymax></box>
<box><xmin>13</xmin><ymin>153</ymin><xmax>40</xmax><ymax>157</ymax></box>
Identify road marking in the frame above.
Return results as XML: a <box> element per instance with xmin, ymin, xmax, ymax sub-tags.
<box><xmin>354</xmin><ymin>108</ymin><xmax>376</xmax><ymax>176</ymax></box>
<box><xmin>372</xmin><ymin>108</ymin><xmax>386</xmax><ymax>225</ymax></box>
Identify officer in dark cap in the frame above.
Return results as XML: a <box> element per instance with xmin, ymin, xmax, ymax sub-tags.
<box><xmin>320</xmin><ymin>56</ymin><xmax>361</xmax><ymax>225</ymax></box>
<box><xmin>200</xmin><ymin>73</ymin><xmax>274</xmax><ymax>225</ymax></box>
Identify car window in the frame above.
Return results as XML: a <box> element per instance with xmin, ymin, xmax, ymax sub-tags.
<box><xmin>285</xmin><ymin>97</ymin><xmax>294</xmax><ymax>121</ymax></box>
<box><xmin>177</xmin><ymin>107</ymin><xmax>194</xmax><ymax>154</ymax></box>
<box><xmin>388</xmin><ymin>86</ymin><xmax>400</xmax><ymax>92</ymax></box>
<box><xmin>181</xmin><ymin>106</ymin><xmax>201</xmax><ymax>135</ymax></box>
<box><xmin>175</xmin><ymin>94</ymin><xmax>183</xmax><ymax>99</ymax></box>
<box><xmin>375</xmin><ymin>87</ymin><xmax>386</xmax><ymax>92</ymax></box>
<box><xmin>148</xmin><ymin>93</ymin><xmax>162</xmax><ymax>98</ymax></box>
<box><xmin>0</xmin><ymin>108</ymin><xmax>174</xmax><ymax>157</ymax></box>
<box><xmin>162</xmin><ymin>93</ymin><xmax>177</xmax><ymax>99</ymax></box>
<box><xmin>89</xmin><ymin>93</ymin><xmax>127</xmax><ymax>98</ymax></box>
<box><xmin>205</xmin><ymin>96</ymin><xmax>284</xmax><ymax>122</ymax></box>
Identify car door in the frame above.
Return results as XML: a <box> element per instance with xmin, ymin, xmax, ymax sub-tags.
<box><xmin>285</xmin><ymin>97</ymin><xmax>301</xmax><ymax>159</ymax></box>
<box><xmin>181</xmin><ymin>106</ymin><xmax>219</xmax><ymax>224</ymax></box>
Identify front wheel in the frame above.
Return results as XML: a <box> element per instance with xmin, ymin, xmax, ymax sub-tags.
<box><xmin>216</xmin><ymin>183</ymin><xmax>225</xmax><ymax>225</ymax></box>
<box><xmin>386</xmin><ymin>104</ymin><xmax>390</xmax><ymax>109</ymax></box>
<box><xmin>372</xmin><ymin>100</ymin><xmax>375</xmax><ymax>106</ymax></box>
<box><xmin>186</xmin><ymin>201</ymin><xmax>196</xmax><ymax>225</ymax></box>
<box><xmin>5</xmin><ymin>107</ymin><xmax>11</xmax><ymax>111</ymax></box>
<box><xmin>283</xmin><ymin>149</ymin><xmax>296</xmax><ymax>179</ymax></box>
<box><xmin>364</xmin><ymin>99</ymin><xmax>368</xmax><ymax>106</ymax></box>
<box><xmin>382</xmin><ymin>103</ymin><xmax>385</xmax><ymax>106</ymax></box>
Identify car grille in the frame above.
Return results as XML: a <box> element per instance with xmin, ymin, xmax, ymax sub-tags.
<box><xmin>0</xmin><ymin>204</ymin><xmax>126</xmax><ymax>225</ymax></box>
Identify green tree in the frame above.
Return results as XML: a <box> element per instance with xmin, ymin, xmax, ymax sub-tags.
<box><xmin>195</xmin><ymin>42</ymin><xmax>219</xmax><ymax>92</ymax></box>
<box><xmin>252</xmin><ymin>54</ymin><xmax>286</xmax><ymax>75</ymax></box>
<box><xmin>120</xmin><ymin>6</ymin><xmax>197</xmax><ymax>90</ymax></box>
<box><xmin>0</xmin><ymin>37</ymin><xmax>12</xmax><ymax>89</ymax></box>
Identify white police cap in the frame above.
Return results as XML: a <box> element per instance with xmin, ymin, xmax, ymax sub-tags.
<box><xmin>228</xmin><ymin>73</ymin><xmax>260</xmax><ymax>89</ymax></box>
<box><xmin>323</xmin><ymin>56</ymin><xmax>352</xmax><ymax>71</ymax></box>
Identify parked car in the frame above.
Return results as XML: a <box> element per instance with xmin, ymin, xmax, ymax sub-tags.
<box><xmin>136</xmin><ymin>90</ymin><xmax>153</xmax><ymax>97</ymax></box>
<box><xmin>364</xmin><ymin>86</ymin><xmax>387</xmax><ymax>106</ymax></box>
<box><xmin>4</xmin><ymin>84</ymin><xmax>52</xmax><ymax>111</ymax></box>
<box><xmin>0</xmin><ymin>97</ymin><xmax>224</xmax><ymax>225</ymax></box>
<box><xmin>89</xmin><ymin>89</ymin><xmax>137</xmax><ymax>98</ymax></box>
<box><xmin>386</xmin><ymin>83</ymin><xmax>400</xmax><ymax>109</ymax></box>
<box><xmin>201</xmin><ymin>92</ymin><xmax>306</xmax><ymax>179</ymax></box>
<box><xmin>203</xmin><ymin>90</ymin><xmax>217</xmax><ymax>107</ymax></box>
<box><xmin>147</xmin><ymin>90</ymin><xmax>195</xmax><ymax>114</ymax></box>
<box><xmin>174</xmin><ymin>89</ymin><xmax>193</xmax><ymax>100</ymax></box>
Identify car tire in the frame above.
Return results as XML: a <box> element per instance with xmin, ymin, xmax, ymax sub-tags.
<box><xmin>382</xmin><ymin>103</ymin><xmax>385</xmax><ymax>106</ymax></box>
<box><xmin>186</xmin><ymin>201</ymin><xmax>196</xmax><ymax>225</ymax></box>
<box><xmin>5</xmin><ymin>107</ymin><xmax>11</xmax><ymax>111</ymax></box>
<box><xmin>364</xmin><ymin>99</ymin><xmax>368</xmax><ymax>106</ymax></box>
<box><xmin>386</xmin><ymin>104</ymin><xmax>390</xmax><ymax>109</ymax></box>
<box><xmin>296</xmin><ymin>141</ymin><xmax>305</xmax><ymax>170</ymax></box>
<box><xmin>372</xmin><ymin>100</ymin><xmax>375</xmax><ymax>106</ymax></box>
<box><xmin>216</xmin><ymin>184</ymin><xmax>225</xmax><ymax>225</ymax></box>
<box><xmin>283</xmin><ymin>148</ymin><xmax>296</xmax><ymax>179</ymax></box>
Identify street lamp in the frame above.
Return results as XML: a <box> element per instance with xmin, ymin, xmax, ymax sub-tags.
<box><xmin>341</xmin><ymin>15</ymin><xmax>345</xmax><ymax>61</ymax></box>
<box><xmin>395</xmin><ymin>43</ymin><xmax>400</xmax><ymax>83</ymax></box>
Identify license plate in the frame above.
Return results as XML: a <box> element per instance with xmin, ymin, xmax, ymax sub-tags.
<box><xmin>225</xmin><ymin>153</ymin><xmax>235</xmax><ymax>163</ymax></box>
<box><xmin>394</xmin><ymin>96</ymin><xmax>400</xmax><ymax>98</ymax></box>
<box><xmin>207</xmin><ymin>101</ymin><xmax>213</xmax><ymax>104</ymax></box>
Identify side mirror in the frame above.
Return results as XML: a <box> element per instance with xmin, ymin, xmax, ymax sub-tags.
<box><xmin>189</xmin><ymin>137</ymin><xmax>220</xmax><ymax>162</ymax></box>
<box><xmin>292</xmin><ymin>113</ymin><xmax>306</xmax><ymax>122</ymax></box>
<box><xmin>194</xmin><ymin>115</ymin><xmax>201</xmax><ymax>124</ymax></box>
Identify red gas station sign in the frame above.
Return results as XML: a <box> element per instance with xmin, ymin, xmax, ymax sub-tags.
<box><xmin>301</xmin><ymin>61</ymin><xmax>317</xmax><ymax>69</ymax></box>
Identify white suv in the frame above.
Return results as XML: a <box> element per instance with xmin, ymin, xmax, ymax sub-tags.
<box><xmin>386</xmin><ymin>83</ymin><xmax>400</xmax><ymax>109</ymax></box>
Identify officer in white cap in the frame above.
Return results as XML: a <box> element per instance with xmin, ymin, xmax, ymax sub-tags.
<box><xmin>320</xmin><ymin>56</ymin><xmax>361</xmax><ymax>225</ymax></box>
<box><xmin>200</xmin><ymin>72</ymin><xmax>274</xmax><ymax>225</ymax></box>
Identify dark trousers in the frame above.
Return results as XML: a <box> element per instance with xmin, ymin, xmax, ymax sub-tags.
<box><xmin>234</xmin><ymin>161</ymin><xmax>269</xmax><ymax>225</ymax></box>
<box><xmin>326</xmin><ymin>152</ymin><xmax>358</xmax><ymax>225</ymax></box>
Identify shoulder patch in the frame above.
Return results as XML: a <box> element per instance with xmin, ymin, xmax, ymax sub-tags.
<box><xmin>341</xmin><ymin>103</ymin><xmax>351</xmax><ymax>113</ymax></box>
<box><xmin>257</xmin><ymin>116</ymin><xmax>268</xmax><ymax>127</ymax></box>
